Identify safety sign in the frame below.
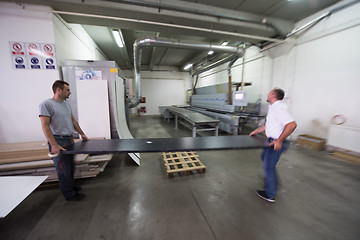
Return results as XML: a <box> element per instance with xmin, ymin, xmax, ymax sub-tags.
<box><xmin>10</xmin><ymin>42</ymin><xmax>26</xmax><ymax>69</ymax></box>
<box><xmin>26</xmin><ymin>42</ymin><xmax>42</xmax><ymax>69</ymax></box>
<box><xmin>9</xmin><ymin>41</ymin><xmax>57</xmax><ymax>70</ymax></box>
<box><xmin>41</xmin><ymin>43</ymin><xmax>57</xmax><ymax>69</ymax></box>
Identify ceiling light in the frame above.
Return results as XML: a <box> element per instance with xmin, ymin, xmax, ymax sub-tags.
<box><xmin>221</xmin><ymin>41</ymin><xmax>228</xmax><ymax>46</ymax></box>
<box><xmin>184</xmin><ymin>63</ymin><xmax>193</xmax><ymax>70</ymax></box>
<box><xmin>112</xmin><ymin>29</ymin><xmax>124</xmax><ymax>48</ymax></box>
<box><xmin>208</xmin><ymin>50</ymin><xmax>214</xmax><ymax>55</ymax></box>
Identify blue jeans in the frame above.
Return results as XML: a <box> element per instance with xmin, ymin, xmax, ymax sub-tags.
<box><xmin>48</xmin><ymin>136</ymin><xmax>76</xmax><ymax>199</ymax></box>
<box><xmin>261</xmin><ymin>139</ymin><xmax>290</xmax><ymax>198</ymax></box>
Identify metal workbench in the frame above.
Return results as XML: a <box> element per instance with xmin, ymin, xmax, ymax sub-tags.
<box><xmin>161</xmin><ymin>106</ymin><xmax>220</xmax><ymax>137</ymax></box>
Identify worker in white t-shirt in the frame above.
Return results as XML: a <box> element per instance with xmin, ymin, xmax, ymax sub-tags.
<box><xmin>250</xmin><ymin>88</ymin><xmax>297</xmax><ymax>203</ymax></box>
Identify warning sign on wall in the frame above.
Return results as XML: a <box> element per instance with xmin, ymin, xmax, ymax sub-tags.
<box><xmin>26</xmin><ymin>42</ymin><xmax>42</xmax><ymax>69</ymax></box>
<box><xmin>9</xmin><ymin>41</ymin><xmax>57</xmax><ymax>70</ymax></box>
<box><xmin>10</xmin><ymin>42</ymin><xmax>26</xmax><ymax>69</ymax></box>
<box><xmin>41</xmin><ymin>43</ymin><xmax>57</xmax><ymax>69</ymax></box>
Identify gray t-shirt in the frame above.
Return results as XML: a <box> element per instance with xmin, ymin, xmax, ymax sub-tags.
<box><xmin>39</xmin><ymin>98</ymin><xmax>75</xmax><ymax>135</ymax></box>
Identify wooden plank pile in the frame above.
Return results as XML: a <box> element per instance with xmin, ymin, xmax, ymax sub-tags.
<box><xmin>162</xmin><ymin>151</ymin><xmax>206</xmax><ymax>178</ymax></box>
<box><xmin>331</xmin><ymin>151</ymin><xmax>360</xmax><ymax>165</ymax></box>
<box><xmin>0</xmin><ymin>140</ymin><xmax>112</xmax><ymax>182</ymax></box>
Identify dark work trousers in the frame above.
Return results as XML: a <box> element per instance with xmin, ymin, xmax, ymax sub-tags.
<box><xmin>261</xmin><ymin>139</ymin><xmax>290</xmax><ymax>199</ymax></box>
<box><xmin>48</xmin><ymin>136</ymin><xmax>76</xmax><ymax>199</ymax></box>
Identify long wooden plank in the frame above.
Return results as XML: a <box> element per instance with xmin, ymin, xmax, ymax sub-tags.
<box><xmin>0</xmin><ymin>141</ymin><xmax>48</xmax><ymax>152</ymax></box>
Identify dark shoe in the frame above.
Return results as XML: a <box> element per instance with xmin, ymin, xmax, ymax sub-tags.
<box><xmin>73</xmin><ymin>185</ymin><xmax>82</xmax><ymax>192</ymax></box>
<box><xmin>256</xmin><ymin>190</ymin><xmax>275</xmax><ymax>203</ymax></box>
<box><xmin>66</xmin><ymin>193</ymin><xmax>85</xmax><ymax>201</ymax></box>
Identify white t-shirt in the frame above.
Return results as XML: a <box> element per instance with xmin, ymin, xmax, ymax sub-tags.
<box><xmin>265</xmin><ymin>101</ymin><xmax>295</xmax><ymax>139</ymax></box>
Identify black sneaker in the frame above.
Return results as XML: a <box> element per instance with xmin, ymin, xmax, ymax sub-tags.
<box><xmin>66</xmin><ymin>193</ymin><xmax>85</xmax><ymax>201</ymax></box>
<box><xmin>256</xmin><ymin>190</ymin><xmax>275</xmax><ymax>203</ymax></box>
<box><xmin>73</xmin><ymin>185</ymin><xmax>82</xmax><ymax>192</ymax></box>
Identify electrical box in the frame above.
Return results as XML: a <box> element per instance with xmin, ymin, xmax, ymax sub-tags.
<box><xmin>232</xmin><ymin>91</ymin><xmax>248</xmax><ymax>106</ymax></box>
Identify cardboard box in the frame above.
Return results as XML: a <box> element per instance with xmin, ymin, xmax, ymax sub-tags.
<box><xmin>296</xmin><ymin>134</ymin><xmax>326</xmax><ymax>151</ymax></box>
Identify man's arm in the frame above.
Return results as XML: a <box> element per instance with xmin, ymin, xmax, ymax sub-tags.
<box><xmin>71</xmin><ymin>114</ymin><xmax>88</xmax><ymax>141</ymax></box>
<box><xmin>40</xmin><ymin>116</ymin><xmax>65</xmax><ymax>154</ymax></box>
<box><xmin>249</xmin><ymin>124</ymin><xmax>266</xmax><ymax>136</ymax></box>
<box><xmin>270</xmin><ymin>121</ymin><xmax>297</xmax><ymax>150</ymax></box>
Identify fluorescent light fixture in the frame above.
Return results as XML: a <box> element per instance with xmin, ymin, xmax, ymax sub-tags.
<box><xmin>221</xmin><ymin>41</ymin><xmax>228</xmax><ymax>46</ymax></box>
<box><xmin>208</xmin><ymin>50</ymin><xmax>214</xmax><ymax>55</ymax></box>
<box><xmin>112</xmin><ymin>29</ymin><xmax>124</xmax><ymax>48</ymax></box>
<box><xmin>184</xmin><ymin>63</ymin><xmax>193</xmax><ymax>70</ymax></box>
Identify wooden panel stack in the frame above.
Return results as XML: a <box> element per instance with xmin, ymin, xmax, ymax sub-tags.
<box><xmin>0</xmin><ymin>140</ymin><xmax>112</xmax><ymax>182</ymax></box>
<box><xmin>161</xmin><ymin>151</ymin><xmax>206</xmax><ymax>178</ymax></box>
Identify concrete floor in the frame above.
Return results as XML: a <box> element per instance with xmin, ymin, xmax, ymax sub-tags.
<box><xmin>1</xmin><ymin>116</ymin><xmax>360</xmax><ymax>240</ymax></box>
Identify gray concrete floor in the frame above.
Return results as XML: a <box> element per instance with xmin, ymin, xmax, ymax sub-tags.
<box><xmin>1</xmin><ymin>116</ymin><xmax>360</xmax><ymax>240</ymax></box>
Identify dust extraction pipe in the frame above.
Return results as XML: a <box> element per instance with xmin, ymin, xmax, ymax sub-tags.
<box><xmin>227</xmin><ymin>57</ymin><xmax>240</xmax><ymax>105</ymax></box>
<box><xmin>130</xmin><ymin>37</ymin><xmax>244</xmax><ymax>108</ymax></box>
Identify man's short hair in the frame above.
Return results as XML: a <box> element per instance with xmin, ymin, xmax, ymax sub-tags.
<box><xmin>52</xmin><ymin>80</ymin><xmax>69</xmax><ymax>93</ymax></box>
<box><xmin>273</xmin><ymin>88</ymin><xmax>285</xmax><ymax>100</ymax></box>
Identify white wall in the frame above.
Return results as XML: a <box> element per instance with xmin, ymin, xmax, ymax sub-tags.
<box><xmin>123</xmin><ymin>70</ymin><xmax>189</xmax><ymax>115</ymax></box>
<box><xmin>53</xmin><ymin>16</ymin><xmax>107</xmax><ymax>65</ymax></box>
<box><xmin>196</xmin><ymin>0</ymin><xmax>360</xmax><ymax>140</ymax></box>
<box><xmin>0</xmin><ymin>3</ymin><xmax>59</xmax><ymax>143</ymax></box>
<box><xmin>0</xmin><ymin>2</ymin><xmax>106</xmax><ymax>143</ymax></box>
<box><xmin>271</xmin><ymin>0</ymin><xmax>360</xmax><ymax>138</ymax></box>
<box><xmin>140</xmin><ymin>78</ymin><xmax>187</xmax><ymax>115</ymax></box>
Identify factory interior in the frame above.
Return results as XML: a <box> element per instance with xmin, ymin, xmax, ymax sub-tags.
<box><xmin>0</xmin><ymin>0</ymin><xmax>359</xmax><ymax>239</ymax></box>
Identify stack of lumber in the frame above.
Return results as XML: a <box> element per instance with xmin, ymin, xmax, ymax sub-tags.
<box><xmin>0</xmin><ymin>140</ymin><xmax>112</xmax><ymax>182</ymax></box>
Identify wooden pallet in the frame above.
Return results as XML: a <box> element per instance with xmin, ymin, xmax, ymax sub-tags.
<box><xmin>162</xmin><ymin>151</ymin><xmax>206</xmax><ymax>178</ymax></box>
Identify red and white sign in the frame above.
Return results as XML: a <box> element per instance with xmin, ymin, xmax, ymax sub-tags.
<box><xmin>10</xmin><ymin>42</ymin><xmax>25</xmax><ymax>55</ymax></box>
<box><xmin>26</xmin><ymin>43</ymin><xmax>41</xmax><ymax>56</ymax></box>
<box><xmin>42</xmin><ymin>44</ymin><xmax>54</xmax><ymax>56</ymax></box>
<box><xmin>9</xmin><ymin>41</ymin><xmax>57</xmax><ymax>70</ymax></box>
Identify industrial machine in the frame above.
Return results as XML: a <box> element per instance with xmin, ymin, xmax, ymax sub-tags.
<box><xmin>62</xmin><ymin>60</ymin><xmax>140</xmax><ymax>165</ymax></box>
<box><xmin>188</xmin><ymin>83</ymin><xmax>265</xmax><ymax>135</ymax></box>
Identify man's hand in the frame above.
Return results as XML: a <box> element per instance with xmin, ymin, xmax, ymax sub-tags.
<box><xmin>80</xmin><ymin>134</ymin><xmax>89</xmax><ymax>141</ymax></box>
<box><xmin>249</xmin><ymin>124</ymin><xmax>266</xmax><ymax>136</ymax></box>
<box><xmin>269</xmin><ymin>139</ymin><xmax>282</xmax><ymax>151</ymax></box>
<box><xmin>249</xmin><ymin>129</ymin><xmax>259</xmax><ymax>136</ymax></box>
<box><xmin>50</xmin><ymin>144</ymin><xmax>66</xmax><ymax>154</ymax></box>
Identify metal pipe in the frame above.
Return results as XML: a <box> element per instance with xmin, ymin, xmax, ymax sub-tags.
<box><xmin>192</xmin><ymin>53</ymin><xmax>242</xmax><ymax>77</ymax></box>
<box><xmin>241</xmin><ymin>56</ymin><xmax>245</xmax><ymax>90</ymax></box>
<box><xmin>286</xmin><ymin>0</ymin><xmax>359</xmax><ymax>38</ymax></box>
<box><xmin>286</xmin><ymin>12</ymin><xmax>331</xmax><ymax>38</ymax></box>
<box><xmin>115</xmin><ymin>0</ymin><xmax>283</xmax><ymax>36</ymax></box>
<box><xmin>16</xmin><ymin>5</ymin><xmax>285</xmax><ymax>43</ymax></box>
<box><xmin>227</xmin><ymin>57</ymin><xmax>239</xmax><ymax>105</ymax></box>
<box><xmin>131</xmin><ymin>37</ymin><xmax>244</xmax><ymax>108</ymax></box>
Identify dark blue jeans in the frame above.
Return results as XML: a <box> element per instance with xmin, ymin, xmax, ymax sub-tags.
<box><xmin>48</xmin><ymin>136</ymin><xmax>76</xmax><ymax>199</ymax></box>
<box><xmin>261</xmin><ymin>139</ymin><xmax>290</xmax><ymax>198</ymax></box>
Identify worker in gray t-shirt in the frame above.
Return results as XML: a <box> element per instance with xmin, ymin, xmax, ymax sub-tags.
<box><xmin>39</xmin><ymin>80</ymin><xmax>88</xmax><ymax>201</ymax></box>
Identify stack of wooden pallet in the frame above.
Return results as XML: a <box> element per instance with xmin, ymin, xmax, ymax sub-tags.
<box><xmin>162</xmin><ymin>151</ymin><xmax>206</xmax><ymax>178</ymax></box>
<box><xmin>0</xmin><ymin>140</ymin><xmax>112</xmax><ymax>182</ymax></box>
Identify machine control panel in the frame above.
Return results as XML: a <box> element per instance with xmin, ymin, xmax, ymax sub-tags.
<box><xmin>232</xmin><ymin>91</ymin><xmax>248</xmax><ymax>106</ymax></box>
